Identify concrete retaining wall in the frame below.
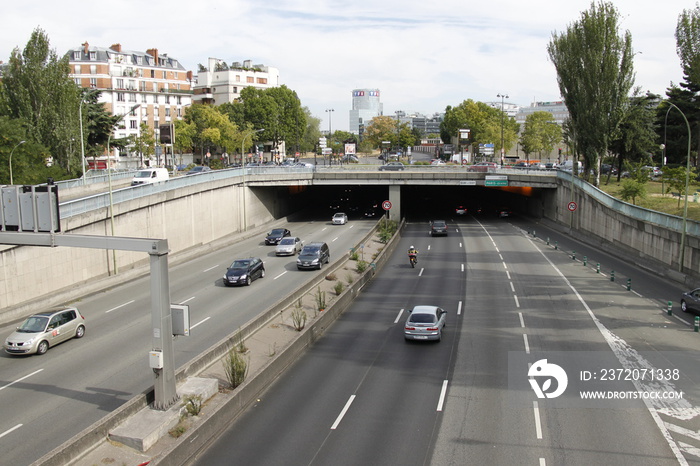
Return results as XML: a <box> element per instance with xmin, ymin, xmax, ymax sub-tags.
<box><xmin>0</xmin><ymin>180</ymin><xmax>299</xmax><ymax>325</ymax></box>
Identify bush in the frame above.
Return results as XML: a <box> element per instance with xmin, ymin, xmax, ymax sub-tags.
<box><xmin>222</xmin><ymin>347</ymin><xmax>248</xmax><ymax>389</ymax></box>
<box><xmin>356</xmin><ymin>260</ymin><xmax>368</xmax><ymax>273</ymax></box>
<box><xmin>315</xmin><ymin>287</ymin><xmax>326</xmax><ymax>311</ymax></box>
<box><xmin>334</xmin><ymin>282</ymin><xmax>345</xmax><ymax>295</ymax></box>
<box><xmin>183</xmin><ymin>394</ymin><xmax>203</xmax><ymax>416</ymax></box>
<box><xmin>378</xmin><ymin>219</ymin><xmax>398</xmax><ymax>243</ymax></box>
<box><xmin>349</xmin><ymin>251</ymin><xmax>359</xmax><ymax>261</ymax></box>
<box><xmin>291</xmin><ymin>307</ymin><xmax>307</xmax><ymax>331</ymax></box>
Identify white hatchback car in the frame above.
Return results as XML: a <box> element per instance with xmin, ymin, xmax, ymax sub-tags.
<box><xmin>404</xmin><ymin>305</ymin><xmax>447</xmax><ymax>342</ymax></box>
<box><xmin>332</xmin><ymin>212</ymin><xmax>348</xmax><ymax>225</ymax></box>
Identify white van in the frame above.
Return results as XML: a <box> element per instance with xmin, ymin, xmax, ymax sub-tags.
<box><xmin>131</xmin><ymin>168</ymin><xmax>169</xmax><ymax>186</ymax></box>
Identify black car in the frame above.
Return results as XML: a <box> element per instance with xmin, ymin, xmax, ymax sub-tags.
<box><xmin>297</xmin><ymin>242</ymin><xmax>330</xmax><ymax>270</ymax></box>
<box><xmin>681</xmin><ymin>288</ymin><xmax>700</xmax><ymax>313</ymax></box>
<box><xmin>223</xmin><ymin>257</ymin><xmax>265</xmax><ymax>286</ymax></box>
<box><xmin>430</xmin><ymin>220</ymin><xmax>448</xmax><ymax>236</ymax></box>
<box><xmin>265</xmin><ymin>228</ymin><xmax>291</xmax><ymax>245</ymax></box>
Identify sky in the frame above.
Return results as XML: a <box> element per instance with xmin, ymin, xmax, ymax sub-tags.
<box><xmin>0</xmin><ymin>1</ymin><xmax>694</xmax><ymax>132</ymax></box>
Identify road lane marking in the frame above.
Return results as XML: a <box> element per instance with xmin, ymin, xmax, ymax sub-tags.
<box><xmin>506</xmin><ymin>271</ymin><xmax>511</xmax><ymax>280</ymax></box>
<box><xmin>428</xmin><ymin>245</ymin><xmax>431</xmax><ymax>250</ymax></box>
<box><xmin>519</xmin><ymin>312</ymin><xmax>525</xmax><ymax>328</ymax></box>
<box><xmin>510</xmin><ymin>282</ymin><xmax>515</xmax><ymax>292</ymax></box>
<box><xmin>540</xmin><ymin>458</ymin><xmax>546</xmax><ymax>465</ymax></box>
<box><xmin>502</xmin><ymin>261</ymin><xmax>508</xmax><ymax>270</ymax></box>
<box><xmin>0</xmin><ymin>424</ymin><xmax>22</xmax><ymax>439</ymax></box>
<box><xmin>191</xmin><ymin>317</ymin><xmax>210</xmax><ymax>330</ymax></box>
<box><xmin>461</xmin><ymin>264</ymin><xmax>464</xmax><ymax>272</ymax></box>
<box><xmin>533</xmin><ymin>401</ymin><xmax>543</xmax><ymax>439</ymax></box>
<box><xmin>418</xmin><ymin>268</ymin><xmax>424</xmax><ymax>276</ymax></box>
<box><xmin>203</xmin><ymin>265</ymin><xmax>219</xmax><ymax>273</ymax></box>
<box><xmin>459</xmin><ymin>242</ymin><xmax>463</xmax><ymax>248</ymax></box>
<box><xmin>523</xmin><ymin>334</ymin><xmax>530</xmax><ymax>354</ymax></box>
<box><xmin>274</xmin><ymin>271</ymin><xmax>287</xmax><ymax>280</ymax></box>
<box><xmin>179</xmin><ymin>297</ymin><xmax>196</xmax><ymax>304</ymax></box>
<box><xmin>105</xmin><ymin>300</ymin><xmax>135</xmax><ymax>313</ymax></box>
<box><xmin>332</xmin><ymin>237</ymin><xmax>339</xmax><ymax>242</ymax></box>
<box><xmin>0</xmin><ymin>369</ymin><xmax>43</xmax><ymax>392</ymax></box>
<box><xmin>394</xmin><ymin>309</ymin><xmax>405</xmax><ymax>324</ymax></box>
<box><xmin>457</xmin><ymin>301</ymin><xmax>462</xmax><ymax>316</ymax></box>
<box><xmin>514</xmin><ymin>295</ymin><xmax>520</xmax><ymax>308</ymax></box>
<box><xmin>331</xmin><ymin>395</ymin><xmax>356</xmax><ymax>430</ymax></box>
<box><xmin>437</xmin><ymin>380</ymin><xmax>448</xmax><ymax>411</ymax></box>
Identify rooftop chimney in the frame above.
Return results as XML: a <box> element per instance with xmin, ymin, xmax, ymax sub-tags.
<box><xmin>110</xmin><ymin>43</ymin><xmax>122</xmax><ymax>52</ymax></box>
<box><xmin>146</xmin><ymin>48</ymin><xmax>159</xmax><ymax>64</ymax></box>
<box><xmin>82</xmin><ymin>41</ymin><xmax>89</xmax><ymax>55</ymax></box>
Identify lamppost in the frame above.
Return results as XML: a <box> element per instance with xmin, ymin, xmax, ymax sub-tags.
<box><xmin>664</xmin><ymin>102</ymin><xmax>692</xmax><ymax>272</ymax></box>
<box><xmin>325</xmin><ymin>108</ymin><xmax>334</xmax><ymax>163</ymax></box>
<box><xmin>497</xmin><ymin>93</ymin><xmax>508</xmax><ymax>162</ymax></box>
<box><xmin>8</xmin><ymin>140</ymin><xmax>26</xmax><ymax>185</ymax></box>
<box><xmin>106</xmin><ymin>104</ymin><xmax>140</xmax><ymax>275</ymax></box>
<box><xmin>79</xmin><ymin>98</ymin><xmax>87</xmax><ymax>184</ymax></box>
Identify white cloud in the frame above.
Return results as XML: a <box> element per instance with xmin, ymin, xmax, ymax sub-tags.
<box><xmin>0</xmin><ymin>0</ymin><xmax>690</xmax><ymax>130</ymax></box>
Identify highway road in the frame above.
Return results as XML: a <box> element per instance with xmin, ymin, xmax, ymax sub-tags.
<box><xmin>189</xmin><ymin>214</ymin><xmax>700</xmax><ymax>466</ymax></box>
<box><xmin>0</xmin><ymin>212</ymin><xmax>377</xmax><ymax>465</ymax></box>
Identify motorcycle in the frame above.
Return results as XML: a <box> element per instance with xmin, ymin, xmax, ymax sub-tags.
<box><xmin>408</xmin><ymin>253</ymin><xmax>417</xmax><ymax>268</ymax></box>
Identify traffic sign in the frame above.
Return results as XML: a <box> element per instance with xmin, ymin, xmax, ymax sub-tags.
<box><xmin>568</xmin><ymin>201</ymin><xmax>578</xmax><ymax>212</ymax></box>
<box><xmin>382</xmin><ymin>200</ymin><xmax>392</xmax><ymax>211</ymax></box>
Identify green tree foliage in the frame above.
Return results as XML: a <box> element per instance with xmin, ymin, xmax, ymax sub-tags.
<box><xmin>659</xmin><ymin>81</ymin><xmax>699</xmax><ymax>167</ymax></box>
<box><xmin>0</xmin><ymin>28</ymin><xmax>82</xmax><ymax>175</ymax></box>
<box><xmin>609</xmin><ymin>90</ymin><xmax>659</xmax><ymax>178</ymax></box>
<box><xmin>184</xmin><ymin>104</ymin><xmax>240</xmax><ymax>156</ymax></box>
<box><xmin>619</xmin><ymin>178</ymin><xmax>646</xmax><ymax>205</ymax></box>
<box><xmin>364</xmin><ymin>116</ymin><xmax>398</xmax><ymax>149</ymax></box>
<box><xmin>301</xmin><ymin>107</ymin><xmax>321</xmax><ymax>154</ymax></box>
<box><xmin>440</xmin><ymin>100</ymin><xmax>517</xmax><ymax>156</ymax></box>
<box><xmin>0</xmin><ymin>115</ymin><xmax>58</xmax><ymax>184</ymax></box>
<box><xmin>662</xmin><ymin>166</ymin><xmax>698</xmax><ymax>208</ymax></box>
<box><xmin>676</xmin><ymin>5</ymin><xmax>700</xmax><ymax>86</ymax></box>
<box><xmin>519</xmin><ymin>112</ymin><xmax>562</xmax><ymax>160</ymax></box>
<box><xmin>81</xmin><ymin>88</ymin><xmax>119</xmax><ymax>161</ymax></box>
<box><xmin>130</xmin><ymin>122</ymin><xmax>156</xmax><ymax>167</ymax></box>
<box><xmin>547</xmin><ymin>1</ymin><xmax>635</xmax><ymax>187</ymax></box>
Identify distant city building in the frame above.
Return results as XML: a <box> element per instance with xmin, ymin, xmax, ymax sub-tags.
<box><xmin>515</xmin><ymin>101</ymin><xmax>569</xmax><ymax>126</ymax></box>
<box><xmin>485</xmin><ymin>101</ymin><xmax>520</xmax><ymax>118</ymax></box>
<box><xmin>192</xmin><ymin>58</ymin><xmax>280</xmax><ymax>105</ymax></box>
<box><xmin>350</xmin><ymin>89</ymin><xmax>383</xmax><ymax>135</ymax></box>
<box><xmin>67</xmin><ymin>42</ymin><xmax>193</xmax><ymax>168</ymax></box>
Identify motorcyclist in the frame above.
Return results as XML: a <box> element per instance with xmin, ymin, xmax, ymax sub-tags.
<box><xmin>407</xmin><ymin>245</ymin><xmax>418</xmax><ymax>261</ymax></box>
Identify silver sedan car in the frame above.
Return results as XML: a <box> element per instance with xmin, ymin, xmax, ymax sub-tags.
<box><xmin>404</xmin><ymin>305</ymin><xmax>446</xmax><ymax>342</ymax></box>
<box><xmin>276</xmin><ymin>237</ymin><xmax>304</xmax><ymax>256</ymax></box>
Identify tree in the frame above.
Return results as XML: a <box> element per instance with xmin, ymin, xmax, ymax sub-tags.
<box><xmin>131</xmin><ymin>122</ymin><xmax>156</xmax><ymax>167</ymax></box>
<box><xmin>184</xmin><ymin>104</ymin><xmax>240</xmax><ymax>158</ymax></box>
<box><xmin>300</xmin><ymin>107</ymin><xmax>321</xmax><ymax>154</ymax></box>
<box><xmin>676</xmin><ymin>5</ymin><xmax>700</xmax><ymax>87</ymax></box>
<box><xmin>0</xmin><ymin>115</ymin><xmax>59</xmax><ymax>184</ymax></box>
<box><xmin>547</xmin><ymin>1</ymin><xmax>635</xmax><ymax>187</ymax></box>
<box><xmin>440</xmin><ymin>99</ymin><xmax>517</xmax><ymax>157</ymax></box>
<box><xmin>609</xmin><ymin>90</ymin><xmax>659</xmax><ymax>181</ymax></box>
<box><xmin>662</xmin><ymin>166</ymin><xmax>698</xmax><ymax>207</ymax></box>
<box><xmin>619</xmin><ymin>178</ymin><xmax>646</xmax><ymax>205</ymax></box>
<box><xmin>364</xmin><ymin>116</ymin><xmax>398</xmax><ymax>150</ymax></box>
<box><xmin>519</xmin><ymin>112</ymin><xmax>562</xmax><ymax>161</ymax></box>
<box><xmin>0</xmin><ymin>27</ymin><xmax>82</xmax><ymax>175</ymax></box>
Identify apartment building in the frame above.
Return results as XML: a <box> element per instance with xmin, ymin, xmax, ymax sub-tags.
<box><xmin>192</xmin><ymin>57</ymin><xmax>280</xmax><ymax>105</ymax></box>
<box><xmin>67</xmin><ymin>42</ymin><xmax>193</xmax><ymax>168</ymax></box>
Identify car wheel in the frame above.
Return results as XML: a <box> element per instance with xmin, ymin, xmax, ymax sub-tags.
<box><xmin>75</xmin><ymin>325</ymin><xmax>85</xmax><ymax>339</ymax></box>
<box><xmin>681</xmin><ymin>300</ymin><xmax>689</xmax><ymax>313</ymax></box>
<box><xmin>36</xmin><ymin>340</ymin><xmax>49</xmax><ymax>355</ymax></box>
<box><xmin>246</xmin><ymin>276</ymin><xmax>252</xmax><ymax>286</ymax></box>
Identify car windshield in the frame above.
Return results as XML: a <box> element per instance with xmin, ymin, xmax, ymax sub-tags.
<box><xmin>270</xmin><ymin>229</ymin><xmax>285</xmax><ymax>236</ymax></box>
<box><xmin>334</xmin><ymin>214</ymin><xmax>345</xmax><ymax>218</ymax></box>
<box><xmin>230</xmin><ymin>260</ymin><xmax>251</xmax><ymax>268</ymax></box>
<box><xmin>279</xmin><ymin>238</ymin><xmax>295</xmax><ymax>245</ymax></box>
<box><xmin>409</xmin><ymin>313</ymin><xmax>437</xmax><ymax>324</ymax></box>
<box><xmin>433</xmin><ymin>221</ymin><xmax>446</xmax><ymax>227</ymax></box>
<box><xmin>17</xmin><ymin>315</ymin><xmax>49</xmax><ymax>333</ymax></box>
<box><xmin>301</xmin><ymin>247</ymin><xmax>319</xmax><ymax>254</ymax></box>
<box><xmin>134</xmin><ymin>171</ymin><xmax>151</xmax><ymax>178</ymax></box>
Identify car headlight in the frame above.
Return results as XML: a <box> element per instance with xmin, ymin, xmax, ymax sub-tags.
<box><xmin>239</xmin><ymin>274</ymin><xmax>247</xmax><ymax>279</ymax></box>
<box><xmin>23</xmin><ymin>337</ymin><xmax>36</xmax><ymax>345</ymax></box>
<box><xmin>223</xmin><ymin>274</ymin><xmax>227</xmax><ymax>279</ymax></box>
<box><xmin>311</xmin><ymin>259</ymin><xmax>319</xmax><ymax>264</ymax></box>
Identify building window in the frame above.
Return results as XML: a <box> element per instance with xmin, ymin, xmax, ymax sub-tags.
<box><xmin>130</xmin><ymin>120</ymin><xmax>137</xmax><ymax>129</ymax></box>
<box><xmin>128</xmin><ymin>80</ymin><xmax>136</xmax><ymax>90</ymax></box>
<box><xmin>73</xmin><ymin>51</ymin><xmax>80</xmax><ymax>60</ymax></box>
<box><xmin>116</xmin><ymin>78</ymin><xmax>124</xmax><ymax>89</ymax></box>
<box><xmin>257</xmin><ymin>78</ymin><xmax>267</xmax><ymax>84</ymax></box>
<box><xmin>150</xmin><ymin>70</ymin><xmax>155</xmax><ymax>78</ymax></box>
<box><xmin>236</xmin><ymin>75</ymin><xmax>240</xmax><ymax>82</ymax></box>
<box><xmin>74</xmin><ymin>78</ymin><xmax>81</xmax><ymax>86</ymax></box>
<box><xmin>129</xmin><ymin>93</ymin><xmax>137</xmax><ymax>102</ymax></box>
<box><xmin>247</xmin><ymin>76</ymin><xmax>254</xmax><ymax>83</ymax></box>
<box><xmin>233</xmin><ymin>86</ymin><xmax>238</xmax><ymax>93</ymax></box>
<box><xmin>89</xmin><ymin>78</ymin><xmax>97</xmax><ymax>88</ymax></box>
<box><xmin>165</xmin><ymin>108</ymin><xmax>171</xmax><ymax>117</ymax></box>
<box><xmin>90</xmin><ymin>64</ymin><xmax>97</xmax><ymax>74</ymax></box>
<box><xmin>177</xmin><ymin>108</ymin><xmax>182</xmax><ymax>117</ymax></box>
<box><xmin>174</xmin><ymin>71</ymin><xmax>179</xmax><ymax>79</ymax></box>
<box><xmin>136</xmin><ymin>56</ymin><xmax>143</xmax><ymax>65</ymax></box>
<box><xmin>162</xmin><ymin>70</ymin><xmax>167</xmax><ymax>79</ymax></box>
<box><xmin>141</xmin><ymin>94</ymin><xmax>148</xmax><ymax>103</ymax></box>
<box><xmin>165</xmin><ymin>95</ymin><xmax>170</xmax><ymax>104</ymax></box>
<box><xmin>177</xmin><ymin>96</ymin><xmax>182</xmax><ymax>105</ymax></box>
<box><xmin>74</xmin><ymin>65</ymin><xmax>81</xmax><ymax>74</ymax></box>
<box><xmin>117</xmin><ymin>92</ymin><xmax>125</xmax><ymax>102</ymax></box>
<box><xmin>89</xmin><ymin>51</ymin><xmax>96</xmax><ymax>60</ymax></box>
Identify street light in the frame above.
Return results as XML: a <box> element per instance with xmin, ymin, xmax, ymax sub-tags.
<box><xmin>106</xmin><ymin>104</ymin><xmax>140</xmax><ymax>275</ymax></box>
<box><xmin>497</xmin><ymin>93</ymin><xmax>508</xmax><ymax>162</ymax></box>
<box><xmin>664</xmin><ymin>102</ymin><xmax>692</xmax><ymax>272</ymax></box>
<box><xmin>8</xmin><ymin>140</ymin><xmax>26</xmax><ymax>185</ymax></box>
<box><xmin>325</xmin><ymin>109</ymin><xmax>334</xmax><ymax>163</ymax></box>
<box><xmin>79</xmin><ymin>98</ymin><xmax>87</xmax><ymax>184</ymax></box>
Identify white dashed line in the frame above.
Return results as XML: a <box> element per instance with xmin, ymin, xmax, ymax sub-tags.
<box><xmin>331</xmin><ymin>395</ymin><xmax>356</xmax><ymax>430</ymax></box>
<box><xmin>105</xmin><ymin>300</ymin><xmax>135</xmax><ymax>313</ymax></box>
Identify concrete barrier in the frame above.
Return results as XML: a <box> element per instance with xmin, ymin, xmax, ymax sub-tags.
<box><xmin>31</xmin><ymin>219</ymin><xmax>403</xmax><ymax>466</ymax></box>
